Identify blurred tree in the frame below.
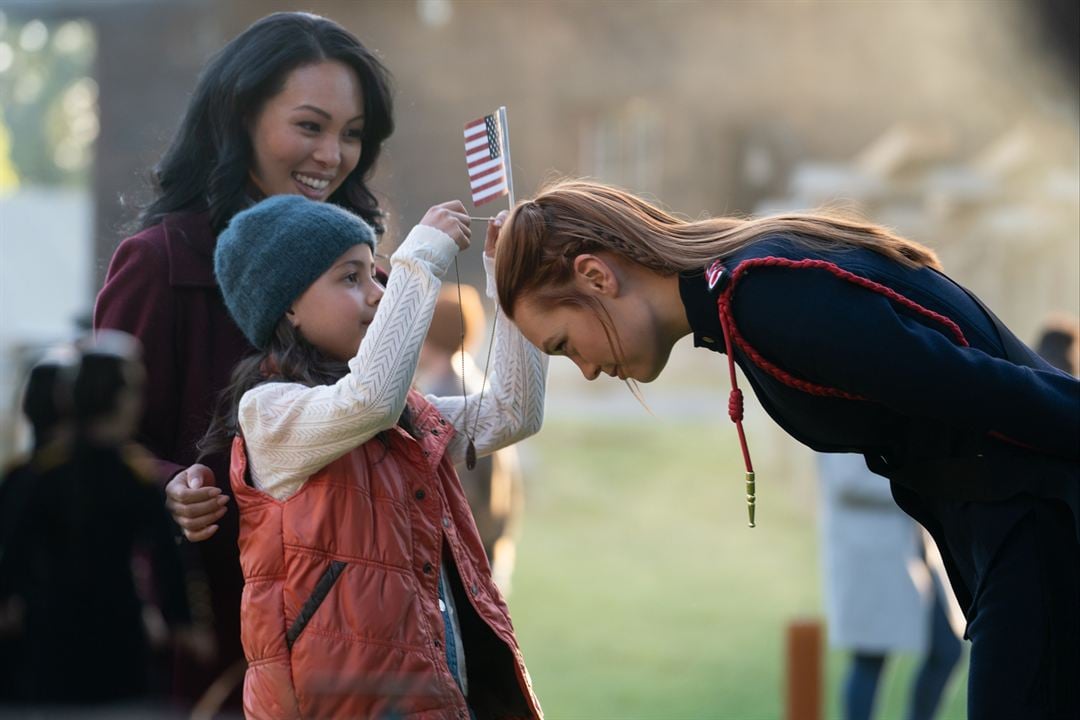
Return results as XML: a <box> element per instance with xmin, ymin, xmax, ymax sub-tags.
<box><xmin>0</xmin><ymin>108</ymin><xmax>18</xmax><ymax>193</ymax></box>
<box><xmin>0</xmin><ymin>12</ymin><xmax>97</xmax><ymax>187</ymax></box>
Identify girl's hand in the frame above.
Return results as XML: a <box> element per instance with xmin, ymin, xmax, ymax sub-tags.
<box><xmin>485</xmin><ymin>210</ymin><xmax>508</xmax><ymax>259</ymax></box>
<box><xmin>165</xmin><ymin>464</ymin><xmax>229</xmax><ymax>542</ymax></box>
<box><xmin>420</xmin><ymin>200</ymin><xmax>471</xmax><ymax>251</ymax></box>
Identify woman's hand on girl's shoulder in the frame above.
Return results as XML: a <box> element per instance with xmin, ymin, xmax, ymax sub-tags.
<box><xmin>419</xmin><ymin>200</ymin><xmax>471</xmax><ymax>251</ymax></box>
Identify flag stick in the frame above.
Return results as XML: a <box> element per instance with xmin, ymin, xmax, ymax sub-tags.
<box><xmin>464</xmin><ymin>107</ymin><xmax>514</xmax><ymax>469</ymax></box>
<box><xmin>498</xmin><ymin>106</ymin><xmax>516</xmax><ymax>208</ymax></box>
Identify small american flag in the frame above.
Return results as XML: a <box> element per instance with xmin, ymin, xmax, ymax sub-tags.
<box><xmin>464</xmin><ymin>113</ymin><xmax>509</xmax><ymax>207</ymax></box>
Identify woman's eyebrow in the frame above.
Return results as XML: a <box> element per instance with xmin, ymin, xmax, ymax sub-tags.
<box><xmin>293</xmin><ymin>104</ymin><xmax>364</xmax><ymax>123</ymax></box>
<box><xmin>293</xmin><ymin>104</ymin><xmax>331</xmax><ymax>119</ymax></box>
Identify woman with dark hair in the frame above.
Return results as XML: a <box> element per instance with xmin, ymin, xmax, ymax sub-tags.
<box><xmin>494</xmin><ymin>179</ymin><xmax>1079</xmax><ymax>719</ymax></box>
<box><xmin>93</xmin><ymin>11</ymin><xmax>394</xmax><ymax>709</ymax></box>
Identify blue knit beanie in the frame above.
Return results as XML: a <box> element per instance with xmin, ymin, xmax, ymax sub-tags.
<box><xmin>215</xmin><ymin>195</ymin><xmax>376</xmax><ymax>349</ymax></box>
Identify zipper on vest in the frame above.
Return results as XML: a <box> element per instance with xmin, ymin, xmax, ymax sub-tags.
<box><xmin>286</xmin><ymin>560</ymin><xmax>347</xmax><ymax>650</ymax></box>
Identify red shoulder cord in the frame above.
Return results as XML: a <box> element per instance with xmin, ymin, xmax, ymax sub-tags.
<box><xmin>707</xmin><ymin>261</ymin><xmax>757</xmax><ymax>527</ymax></box>
<box><xmin>709</xmin><ymin>256</ymin><xmax>976</xmax><ymax>528</ymax></box>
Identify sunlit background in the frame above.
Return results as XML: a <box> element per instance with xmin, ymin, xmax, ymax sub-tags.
<box><xmin>0</xmin><ymin>1</ymin><xmax>1076</xmax><ymax>718</ymax></box>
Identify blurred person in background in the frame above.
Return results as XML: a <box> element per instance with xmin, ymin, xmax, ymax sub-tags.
<box><xmin>416</xmin><ymin>283</ymin><xmax>526</xmax><ymax>596</ymax></box>
<box><xmin>0</xmin><ymin>347</ymin><xmax>77</xmax><ymax>703</ymax></box>
<box><xmin>5</xmin><ymin>347</ymin><xmax>78</xmax><ymax>456</ymax></box>
<box><xmin>494</xmin><ymin>179</ymin><xmax>1079</xmax><ymax>719</ymax></box>
<box><xmin>1033</xmin><ymin>314</ymin><xmax>1079</xmax><ymax>378</ymax></box>
<box><xmin>0</xmin><ymin>331</ymin><xmax>201</xmax><ymax>711</ymax></box>
<box><xmin>92</xmin><ymin>11</ymin><xmax>395</xmax><ymax>710</ymax></box>
<box><xmin>818</xmin><ymin>453</ymin><xmax>962</xmax><ymax>720</ymax></box>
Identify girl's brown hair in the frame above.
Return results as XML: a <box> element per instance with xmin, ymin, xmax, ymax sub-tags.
<box><xmin>495</xmin><ymin>179</ymin><xmax>941</xmax><ymax>318</ymax></box>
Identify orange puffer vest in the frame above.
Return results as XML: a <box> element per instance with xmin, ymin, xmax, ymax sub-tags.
<box><xmin>229</xmin><ymin>391</ymin><xmax>542</xmax><ymax>719</ymax></box>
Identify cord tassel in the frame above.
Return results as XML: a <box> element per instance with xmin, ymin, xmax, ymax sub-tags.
<box><xmin>746</xmin><ymin>471</ymin><xmax>756</xmax><ymax>528</ymax></box>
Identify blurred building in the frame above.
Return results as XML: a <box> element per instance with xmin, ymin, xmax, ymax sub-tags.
<box><xmin>75</xmin><ymin>0</ymin><xmax>1080</xmax><ymax>284</ymax></box>
<box><xmin>756</xmin><ymin>121</ymin><xmax>1080</xmax><ymax>342</ymax></box>
<box><xmin>1</xmin><ymin>0</ymin><xmax>1077</xmax><ymax>463</ymax></box>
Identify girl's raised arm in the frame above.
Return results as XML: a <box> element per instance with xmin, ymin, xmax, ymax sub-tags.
<box><xmin>240</xmin><ymin>210</ymin><xmax>468</xmax><ymax>500</ymax></box>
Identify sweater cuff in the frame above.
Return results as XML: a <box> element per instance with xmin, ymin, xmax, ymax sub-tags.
<box><xmin>483</xmin><ymin>254</ymin><xmax>497</xmax><ymax>300</ymax></box>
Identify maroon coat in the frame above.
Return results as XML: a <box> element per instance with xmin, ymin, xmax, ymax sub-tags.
<box><xmin>94</xmin><ymin>211</ymin><xmax>251</xmax><ymax>706</ymax></box>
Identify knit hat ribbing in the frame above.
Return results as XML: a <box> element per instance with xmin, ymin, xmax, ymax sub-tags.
<box><xmin>214</xmin><ymin>195</ymin><xmax>376</xmax><ymax>349</ymax></box>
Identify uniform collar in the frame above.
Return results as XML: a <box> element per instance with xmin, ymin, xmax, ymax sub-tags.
<box><xmin>678</xmin><ymin>263</ymin><xmax>727</xmax><ymax>353</ymax></box>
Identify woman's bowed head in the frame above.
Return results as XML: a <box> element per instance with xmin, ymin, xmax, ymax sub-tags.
<box><xmin>494</xmin><ymin>180</ymin><xmax>939</xmax><ymax>383</ymax></box>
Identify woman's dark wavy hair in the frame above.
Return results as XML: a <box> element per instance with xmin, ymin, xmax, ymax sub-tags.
<box><xmin>138</xmin><ymin>12</ymin><xmax>394</xmax><ymax>235</ymax></box>
<box><xmin>198</xmin><ymin>319</ymin><xmax>413</xmax><ymax>462</ymax></box>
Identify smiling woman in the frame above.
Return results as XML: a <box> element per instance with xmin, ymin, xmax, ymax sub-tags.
<box><xmin>247</xmin><ymin>61</ymin><xmax>367</xmax><ymax>203</ymax></box>
<box><xmin>91</xmin><ymin>11</ymin><xmax>394</xmax><ymax>712</ymax></box>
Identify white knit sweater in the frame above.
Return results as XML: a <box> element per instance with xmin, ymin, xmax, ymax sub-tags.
<box><xmin>238</xmin><ymin>223</ymin><xmax>548</xmax><ymax>501</ymax></box>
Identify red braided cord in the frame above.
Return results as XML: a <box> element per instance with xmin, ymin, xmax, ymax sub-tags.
<box><xmin>732</xmin><ymin>258</ymin><xmax>969</xmax><ymax>345</ymax></box>
<box><xmin>728</xmin><ymin>388</ymin><xmax>744</xmax><ymax>422</ymax></box>
<box><xmin>717</xmin><ymin>257</ymin><xmax>970</xmax><ymax>401</ymax></box>
<box><xmin>716</xmin><ymin>293</ymin><xmax>754</xmax><ymax>474</ymax></box>
<box><xmin>712</xmin><ymin>257</ymin><xmax>1051</xmax><ymax>462</ymax></box>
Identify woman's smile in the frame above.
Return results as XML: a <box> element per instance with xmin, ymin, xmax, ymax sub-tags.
<box><xmin>292</xmin><ymin>171</ymin><xmax>334</xmax><ymax>199</ymax></box>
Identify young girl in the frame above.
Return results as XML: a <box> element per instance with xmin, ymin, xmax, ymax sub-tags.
<box><xmin>204</xmin><ymin>194</ymin><xmax>546</xmax><ymax>718</ymax></box>
<box><xmin>493</xmin><ymin>180</ymin><xmax>1079</xmax><ymax>719</ymax></box>
<box><xmin>94</xmin><ymin>13</ymin><xmax>396</xmax><ymax>704</ymax></box>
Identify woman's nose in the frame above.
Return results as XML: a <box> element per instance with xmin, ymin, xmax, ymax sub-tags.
<box><xmin>313</xmin><ymin>136</ymin><xmax>341</xmax><ymax>169</ymax></box>
<box><xmin>573</xmin><ymin>357</ymin><xmax>601</xmax><ymax>381</ymax></box>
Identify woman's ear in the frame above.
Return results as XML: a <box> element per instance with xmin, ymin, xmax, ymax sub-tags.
<box><xmin>572</xmin><ymin>254</ymin><xmax>620</xmax><ymax>298</ymax></box>
<box><xmin>286</xmin><ymin>308</ymin><xmax>299</xmax><ymax>328</ymax></box>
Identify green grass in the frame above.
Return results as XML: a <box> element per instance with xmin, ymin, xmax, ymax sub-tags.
<box><xmin>505</xmin><ymin>419</ymin><xmax>968</xmax><ymax>719</ymax></box>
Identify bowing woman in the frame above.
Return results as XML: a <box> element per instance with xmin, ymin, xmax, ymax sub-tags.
<box><xmin>494</xmin><ymin>179</ymin><xmax>1079</xmax><ymax>720</ymax></box>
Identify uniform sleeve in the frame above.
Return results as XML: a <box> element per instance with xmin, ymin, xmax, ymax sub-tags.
<box><xmin>94</xmin><ymin>232</ymin><xmax>184</xmax><ymax>481</ymax></box>
<box><xmin>239</xmin><ymin>224</ymin><xmax>459</xmax><ymax>500</ymax></box>
<box><xmin>734</xmin><ymin>266</ymin><xmax>1080</xmax><ymax>460</ymax></box>
<box><xmin>428</xmin><ymin>253</ymin><xmax>548</xmax><ymax>464</ymax></box>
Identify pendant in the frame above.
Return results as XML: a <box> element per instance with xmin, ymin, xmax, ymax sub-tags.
<box><xmin>465</xmin><ymin>439</ymin><xmax>477</xmax><ymax>470</ymax></box>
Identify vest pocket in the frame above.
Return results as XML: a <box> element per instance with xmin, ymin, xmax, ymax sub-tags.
<box><xmin>286</xmin><ymin>560</ymin><xmax>347</xmax><ymax>650</ymax></box>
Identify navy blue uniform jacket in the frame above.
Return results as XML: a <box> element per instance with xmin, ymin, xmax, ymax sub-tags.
<box><xmin>679</xmin><ymin>235</ymin><xmax>1080</xmax><ymax>612</ymax></box>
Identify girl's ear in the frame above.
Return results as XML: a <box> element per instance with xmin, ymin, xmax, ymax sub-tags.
<box><xmin>286</xmin><ymin>308</ymin><xmax>299</xmax><ymax>328</ymax></box>
<box><xmin>571</xmin><ymin>254</ymin><xmax>620</xmax><ymax>298</ymax></box>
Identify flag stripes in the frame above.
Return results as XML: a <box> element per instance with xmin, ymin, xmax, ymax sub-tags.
<box><xmin>464</xmin><ymin>114</ymin><xmax>509</xmax><ymax>206</ymax></box>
